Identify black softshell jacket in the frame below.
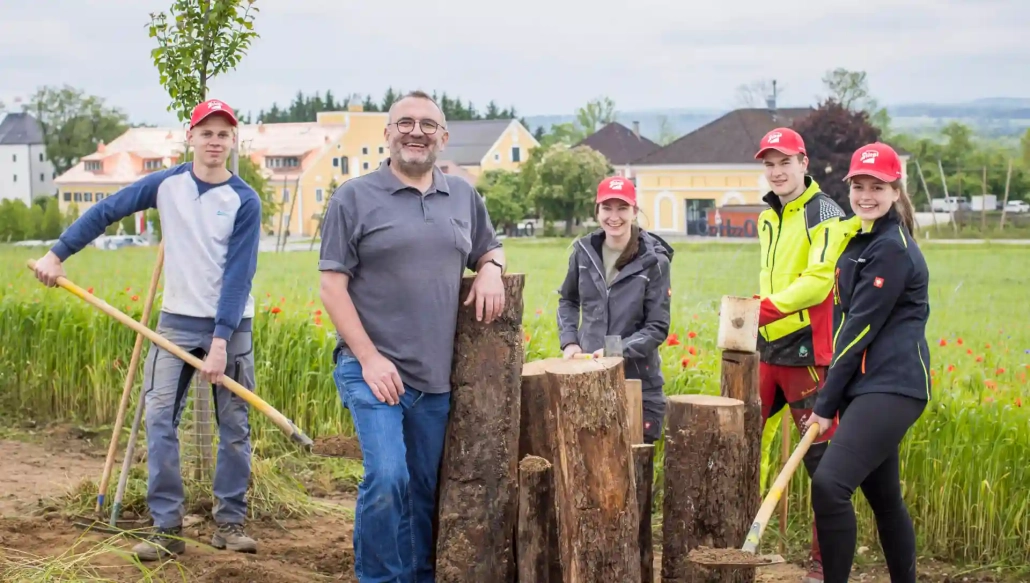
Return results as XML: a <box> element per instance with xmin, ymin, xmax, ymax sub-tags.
<box><xmin>813</xmin><ymin>208</ymin><xmax>932</xmax><ymax>419</ymax></box>
<box><xmin>557</xmin><ymin>228</ymin><xmax>674</xmax><ymax>392</ymax></box>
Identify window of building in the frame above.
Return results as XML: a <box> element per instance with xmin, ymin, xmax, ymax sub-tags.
<box><xmin>39</xmin><ymin>173</ymin><xmax>45</xmax><ymax>182</ymax></box>
<box><xmin>11</xmin><ymin>154</ymin><xmax>15</xmax><ymax>162</ymax></box>
<box><xmin>12</xmin><ymin>174</ymin><xmax>16</xmax><ymax>182</ymax></box>
<box><xmin>144</xmin><ymin>159</ymin><xmax>163</xmax><ymax>170</ymax></box>
<box><xmin>362</xmin><ymin>146</ymin><xmax>369</xmax><ymax>155</ymax></box>
<box><xmin>362</xmin><ymin>161</ymin><xmax>369</xmax><ymax>170</ymax></box>
<box><xmin>85</xmin><ymin>161</ymin><xmax>102</xmax><ymax>171</ymax></box>
<box><xmin>511</xmin><ymin>147</ymin><xmax>521</xmax><ymax>162</ymax></box>
<box><xmin>85</xmin><ymin>192</ymin><xmax>93</xmax><ymax>202</ymax></box>
<box><xmin>378</xmin><ymin>146</ymin><xmax>384</xmax><ymax>154</ymax></box>
<box><xmin>265</xmin><ymin>157</ymin><xmax>300</xmax><ymax>169</ymax></box>
<box><xmin>63</xmin><ymin>192</ymin><xmax>71</xmax><ymax>202</ymax></box>
<box><xmin>315</xmin><ymin>188</ymin><xmax>324</xmax><ymax>203</ymax></box>
<box><xmin>74</xmin><ymin>192</ymin><xmax>82</xmax><ymax>202</ymax></box>
<box><xmin>39</xmin><ymin>153</ymin><xmax>44</xmax><ymax>162</ymax></box>
<box><xmin>340</xmin><ymin>157</ymin><xmax>349</xmax><ymax>174</ymax></box>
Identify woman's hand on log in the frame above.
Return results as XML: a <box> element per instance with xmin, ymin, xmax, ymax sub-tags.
<box><xmin>359</xmin><ymin>351</ymin><xmax>405</xmax><ymax>405</ymax></box>
<box><xmin>562</xmin><ymin>344</ymin><xmax>583</xmax><ymax>359</ymax></box>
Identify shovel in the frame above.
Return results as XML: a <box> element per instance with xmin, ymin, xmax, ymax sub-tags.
<box><xmin>26</xmin><ymin>259</ymin><xmax>314</xmax><ymax>450</ymax></box>
<box><xmin>688</xmin><ymin>422</ymin><xmax>823</xmax><ymax>568</ymax></box>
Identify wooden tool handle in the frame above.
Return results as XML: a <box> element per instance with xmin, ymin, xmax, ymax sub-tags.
<box><xmin>741</xmin><ymin>423</ymin><xmax>821</xmax><ymax>553</ymax></box>
<box><xmin>26</xmin><ymin>259</ymin><xmax>313</xmax><ymax>448</ymax></box>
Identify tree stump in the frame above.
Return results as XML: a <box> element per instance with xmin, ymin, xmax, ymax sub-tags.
<box><xmin>543</xmin><ymin>357</ymin><xmax>641</xmax><ymax>583</ymax></box>
<box><xmin>435</xmin><ymin>273</ymin><xmax>525</xmax><ymax>583</ymax></box>
<box><xmin>719</xmin><ymin>350</ymin><xmax>762</xmax><ymax>535</ymax></box>
<box><xmin>519</xmin><ymin>357</ymin><xmax>564</xmax><ymax>462</ymax></box>
<box><xmin>516</xmin><ymin>455</ymin><xmax>562</xmax><ymax>583</ymax></box>
<box><xmin>661</xmin><ymin>394</ymin><xmax>753</xmax><ymax>583</ymax></box>
<box><xmin>633</xmin><ymin>443</ymin><xmax>655</xmax><ymax>583</ymax></box>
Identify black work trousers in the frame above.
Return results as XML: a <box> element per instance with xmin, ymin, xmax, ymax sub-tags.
<box><xmin>810</xmin><ymin>392</ymin><xmax>927</xmax><ymax>583</ymax></box>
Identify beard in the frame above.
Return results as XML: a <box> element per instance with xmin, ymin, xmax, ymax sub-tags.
<box><xmin>392</xmin><ymin>139</ymin><xmax>437</xmax><ymax>176</ymax></box>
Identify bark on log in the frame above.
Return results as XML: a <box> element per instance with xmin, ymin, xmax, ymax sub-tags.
<box><xmin>435</xmin><ymin>273</ymin><xmax>525</xmax><ymax>583</ymax></box>
<box><xmin>633</xmin><ymin>444</ymin><xmax>655</xmax><ymax>583</ymax></box>
<box><xmin>519</xmin><ymin>357</ymin><xmax>564</xmax><ymax>463</ymax></box>
<box><xmin>661</xmin><ymin>394</ymin><xmax>753</xmax><ymax>583</ymax></box>
<box><xmin>626</xmin><ymin>378</ymin><xmax>644</xmax><ymax>444</ymax></box>
<box><xmin>516</xmin><ymin>455</ymin><xmax>562</xmax><ymax>583</ymax></box>
<box><xmin>719</xmin><ymin>350</ymin><xmax>762</xmax><ymax>537</ymax></box>
<box><xmin>543</xmin><ymin>357</ymin><xmax>641</xmax><ymax>583</ymax></box>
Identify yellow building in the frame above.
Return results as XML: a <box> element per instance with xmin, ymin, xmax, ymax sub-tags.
<box><xmin>629</xmin><ymin>106</ymin><xmax>909</xmax><ymax>237</ymax></box>
<box><xmin>54</xmin><ymin>105</ymin><xmax>539</xmax><ymax>238</ymax></box>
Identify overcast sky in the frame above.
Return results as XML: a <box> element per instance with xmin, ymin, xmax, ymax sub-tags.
<box><xmin>2</xmin><ymin>0</ymin><xmax>1028</xmax><ymax>126</ymax></box>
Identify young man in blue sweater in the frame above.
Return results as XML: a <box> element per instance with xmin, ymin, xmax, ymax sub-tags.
<box><xmin>32</xmin><ymin>99</ymin><xmax>263</xmax><ymax>561</ymax></box>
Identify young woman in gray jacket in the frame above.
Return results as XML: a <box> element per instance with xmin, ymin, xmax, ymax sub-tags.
<box><xmin>557</xmin><ymin>176</ymin><xmax>675</xmax><ymax>444</ymax></box>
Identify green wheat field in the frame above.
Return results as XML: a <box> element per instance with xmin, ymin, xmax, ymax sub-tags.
<box><xmin>1</xmin><ymin>239</ymin><xmax>1027</xmax><ymax>567</ymax></box>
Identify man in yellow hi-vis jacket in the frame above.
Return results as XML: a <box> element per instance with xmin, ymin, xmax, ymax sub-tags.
<box><xmin>753</xmin><ymin>127</ymin><xmax>848</xmax><ymax>583</ymax></box>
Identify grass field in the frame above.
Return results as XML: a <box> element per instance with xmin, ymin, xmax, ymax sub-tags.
<box><xmin>1</xmin><ymin>239</ymin><xmax>1028</xmax><ymax>569</ymax></box>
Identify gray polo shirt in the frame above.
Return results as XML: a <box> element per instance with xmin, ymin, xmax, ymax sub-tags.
<box><xmin>318</xmin><ymin>158</ymin><xmax>502</xmax><ymax>394</ymax></box>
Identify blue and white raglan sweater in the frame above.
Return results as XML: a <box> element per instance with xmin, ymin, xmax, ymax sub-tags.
<box><xmin>51</xmin><ymin>163</ymin><xmax>262</xmax><ymax>341</ymax></box>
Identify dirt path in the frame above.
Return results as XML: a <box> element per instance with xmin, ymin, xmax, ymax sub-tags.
<box><xmin>0</xmin><ymin>429</ymin><xmax>1014</xmax><ymax>583</ymax></box>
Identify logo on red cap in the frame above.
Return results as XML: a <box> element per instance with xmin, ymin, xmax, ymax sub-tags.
<box><xmin>755</xmin><ymin>127</ymin><xmax>806</xmax><ymax>160</ymax></box>
<box><xmin>596</xmin><ymin>176</ymin><xmax>637</xmax><ymax>205</ymax></box>
<box><xmin>844</xmin><ymin>142</ymin><xmax>902</xmax><ymax>183</ymax></box>
<box><xmin>189</xmin><ymin>99</ymin><xmax>238</xmax><ymax>129</ymax></box>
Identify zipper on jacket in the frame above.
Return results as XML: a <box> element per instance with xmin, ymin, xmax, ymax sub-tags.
<box><xmin>577</xmin><ymin>240</ymin><xmax>610</xmax><ymax>297</ymax></box>
<box><xmin>861</xmin><ymin>350</ymin><xmax>867</xmax><ymax>374</ymax></box>
<box><xmin>762</xmin><ymin>220</ymin><xmax>774</xmax><ymax>267</ymax></box>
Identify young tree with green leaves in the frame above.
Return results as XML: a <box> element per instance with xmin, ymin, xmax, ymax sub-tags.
<box><xmin>477</xmin><ymin>169</ymin><xmax>528</xmax><ymax>235</ymax></box>
<box><xmin>148</xmin><ymin>0</ymin><xmax>260</xmax><ymax>125</ymax></box>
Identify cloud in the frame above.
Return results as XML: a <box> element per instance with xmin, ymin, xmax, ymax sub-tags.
<box><xmin>1</xmin><ymin>0</ymin><xmax>1027</xmax><ymax>124</ymax></box>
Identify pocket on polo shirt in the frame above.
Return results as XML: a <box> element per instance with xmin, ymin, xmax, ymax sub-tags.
<box><xmin>450</xmin><ymin>217</ymin><xmax>472</xmax><ymax>255</ymax></box>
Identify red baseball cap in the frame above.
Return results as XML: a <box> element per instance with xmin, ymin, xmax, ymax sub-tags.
<box><xmin>596</xmin><ymin>176</ymin><xmax>636</xmax><ymax>205</ymax></box>
<box><xmin>843</xmin><ymin>143</ymin><xmax>903</xmax><ymax>183</ymax></box>
<box><xmin>189</xmin><ymin>99</ymin><xmax>238</xmax><ymax>129</ymax></box>
<box><xmin>754</xmin><ymin>127</ymin><xmax>806</xmax><ymax>159</ymax></box>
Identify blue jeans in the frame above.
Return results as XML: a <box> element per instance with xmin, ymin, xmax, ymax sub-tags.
<box><xmin>333</xmin><ymin>355</ymin><xmax>451</xmax><ymax>583</ymax></box>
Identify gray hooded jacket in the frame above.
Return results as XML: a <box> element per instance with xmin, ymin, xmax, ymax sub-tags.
<box><xmin>556</xmin><ymin>228</ymin><xmax>674</xmax><ymax>391</ymax></box>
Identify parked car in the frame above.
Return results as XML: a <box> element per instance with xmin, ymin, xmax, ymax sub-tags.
<box><xmin>1004</xmin><ymin>200</ymin><xmax>1030</xmax><ymax>213</ymax></box>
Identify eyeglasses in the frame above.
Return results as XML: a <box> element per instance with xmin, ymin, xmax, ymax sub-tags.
<box><xmin>391</xmin><ymin>117</ymin><xmax>444</xmax><ymax>135</ymax></box>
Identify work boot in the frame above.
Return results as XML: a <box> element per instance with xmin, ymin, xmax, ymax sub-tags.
<box><xmin>211</xmin><ymin>522</ymin><xmax>257</xmax><ymax>553</ymax></box>
<box><xmin>131</xmin><ymin>526</ymin><xmax>186</xmax><ymax>562</ymax></box>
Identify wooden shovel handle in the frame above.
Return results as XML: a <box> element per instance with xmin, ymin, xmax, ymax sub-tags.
<box><xmin>741</xmin><ymin>423</ymin><xmax>821</xmax><ymax>553</ymax></box>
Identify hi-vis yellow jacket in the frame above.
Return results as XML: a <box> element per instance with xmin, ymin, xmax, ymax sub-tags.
<box><xmin>757</xmin><ymin>176</ymin><xmax>848</xmax><ymax>367</ymax></box>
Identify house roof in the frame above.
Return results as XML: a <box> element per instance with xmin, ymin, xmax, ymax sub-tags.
<box><xmin>0</xmin><ymin>112</ymin><xmax>45</xmax><ymax>146</ymax></box>
<box><xmin>442</xmin><ymin>119</ymin><xmax>514</xmax><ymax>165</ymax></box>
<box><xmin>573</xmin><ymin>122</ymin><xmax>660</xmax><ymax>165</ymax></box>
<box><xmin>634</xmin><ymin>108</ymin><xmax>814</xmax><ymax>165</ymax></box>
<box><xmin>633</xmin><ymin>106</ymin><xmax>911</xmax><ymax>165</ymax></box>
<box><xmin>56</xmin><ymin>122</ymin><xmax>346</xmax><ymax>185</ymax></box>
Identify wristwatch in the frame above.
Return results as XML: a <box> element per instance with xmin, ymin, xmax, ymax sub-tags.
<box><xmin>484</xmin><ymin>258</ymin><xmax>505</xmax><ymax>272</ymax></box>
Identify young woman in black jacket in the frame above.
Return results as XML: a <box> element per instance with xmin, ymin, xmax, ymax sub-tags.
<box><xmin>557</xmin><ymin>176</ymin><xmax>674</xmax><ymax>444</ymax></box>
<box><xmin>803</xmin><ymin>143</ymin><xmax>931</xmax><ymax>583</ymax></box>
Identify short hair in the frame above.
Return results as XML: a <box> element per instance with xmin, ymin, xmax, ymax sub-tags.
<box><xmin>389</xmin><ymin>90</ymin><xmax>446</xmax><ymax>124</ymax></box>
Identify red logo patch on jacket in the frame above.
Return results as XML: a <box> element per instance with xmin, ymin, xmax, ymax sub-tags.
<box><xmin>873</xmin><ymin>277</ymin><xmax>884</xmax><ymax>288</ymax></box>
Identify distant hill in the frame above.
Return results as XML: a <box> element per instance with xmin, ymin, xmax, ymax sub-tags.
<box><xmin>524</xmin><ymin>98</ymin><xmax>1030</xmax><ymax>144</ymax></box>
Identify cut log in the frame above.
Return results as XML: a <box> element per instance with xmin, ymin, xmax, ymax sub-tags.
<box><xmin>435</xmin><ymin>273</ymin><xmax>525</xmax><ymax>583</ymax></box>
<box><xmin>625</xmin><ymin>378</ymin><xmax>644</xmax><ymax>444</ymax></box>
<box><xmin>661</xmin><ymin>394</ymin><xmax>753</xmax><ymax>583</ymax></box>
<box><xmin>519</xmin><ymin>357</ymin><xmax>564</xmax><ymax>463</ymax></box>
<box><xmin>633</xmin><ymin>443</ymin><xmax>655</xmax><ymax>583</ymax></box>
<box><xmin>543</xmin><ymin>356</ymin><xmax>641</xmax><ymax>583</ymax></box>
<box><xmin>516</xmin><ymin>455</ymin><xmax>562</xmax><ymax>583</ymax></box>
<box><xmin>719</xmin><ymin>350</ymin><xmax>762</xmax><ymax>535</ymax></box>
